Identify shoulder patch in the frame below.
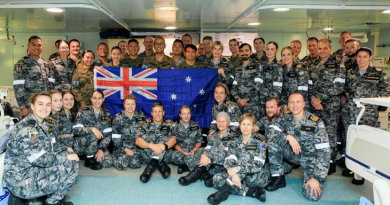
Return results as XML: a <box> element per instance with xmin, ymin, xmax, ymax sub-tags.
<box><xmin>115</xmin><ymin>112</ymin><xmax>121</xmax><ymax>117</ymax></box>
<box><xmin>277</xmin><ymin>61</ymin><xmax>282</xmax><ymax>65</ymax></box>
<box><xmin>336</xmin><ymin>57</ymin><xmax>341</xmax><ymax>61</ymax></box>
<box><xmin>83</xmin><ymin>107</ymin><xmax>90</xmax><ymax>110</ymax></box>
<box><xmin>226</xmin><ymin>101</ymin><xmax>231</xmax><ymax>105</ymax></box>
<box><xmin>164</xmin><ymin>119</ymin><xmax>172</xmax><ymax>123</ymax></box>
<box><xmin>309</xmin><ymin>115</ymin><xmax>319</xmax><ymax>122</ymax></box>
<box><xmin>296</xmin><ymin>64</ymin><xmax>302</xmax><ymax>68</ymax></box>
<box><xmin>146</xmin><ymin>119</ymin><xmax>152</xmax><ymax>123</ymax></box>
<box><xmin>284</xmin><ymin>110</ymin><xmax>292</xmax><ymax>114</ymax></box>
<box><xmin>46</xmin><ymin>117</ymin><xmax>55</xmax><ymax>126</ymax></box>
<box><xmin>229</xmin><ymin>131</ymin><xmax>236</xmax><ymax>135</ymax></box>
<box><xmin>254</xmin><ymin>134</ymin><xmax>265</xmax><ymax>141</ymax></box>
<box><xmin>376</xmin><ymin>67</ymin><xmax>383</xmax><ymax>72</ymax></box>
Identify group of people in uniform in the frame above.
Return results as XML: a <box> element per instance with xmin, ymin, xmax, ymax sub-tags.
<box><xmin>5</xmin><ymin>31</ymin><xmax>390</xmax><ymax>205</ymax></box>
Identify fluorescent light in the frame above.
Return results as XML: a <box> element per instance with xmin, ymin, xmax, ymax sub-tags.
<box><xmin>164</xmin><ymin>26</ymin><xmax>177</xmax><ymax>30</ymax></box>
<box><xmin>46</xmin><ymin>8</ymin><xmax>64</xmax><ymax>13</ymax></box>
<box><xmin>324</xmin><ymin>27</ymin><xmax>334</xmax><ymax>31</ymax></box>
<box><xmin>381</xmin><ymin>10</ymin><xmax>390</xmax><ymax>14</ymax></box>
<box><xmin>157</xmin><ymin>7</ymin><xmax>179</xmax><ymax>11</ymax></box>
<box><xmin>273</xmin><ymin>8</ymin><xmax>289</xmax><ymax>12</ymax></box>
<box><xmin>248</xmin><ymin>22</ymin><xmax>260</xmax><ymax>26</ymax></box>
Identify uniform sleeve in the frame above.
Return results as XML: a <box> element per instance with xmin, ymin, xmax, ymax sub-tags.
<box><xmin>98</xmin><ymin>117</ymin><xmax>112</xmax><ymax>152</ymax></box>
<box><xmin>223</xmin><ymin>63</ymin><xmax>235</xmax><ymax>87</ymax></box>
<box><xmin>72</xmin><ymin>111</ymin><xmax>93</xmax><ymax>136</ymax></box>
<box><xmin>231</xmin><ymin>71</ymin><xmax>240</xmax><ymax>101</ymax></box>
<box><xmin>13</xmin><ymin>60</ymin><xmax>28</xmax><ymax>109</ymax></box>
<box><xmin>71</xmin><ymin>69</ymin><xmax>82</xmax><ymax>104</ymax></box>
<box><xmin>195</xmin><ymin>126</ymin><xmax>203</xmax><ymax>144</ymax></box>
<box><xmin>209</xmin><ymin>119</ymin><xmax>217</xmax><ymax>134</ymax></box>
<box><xmin>312</xmin><ymin>119</ymin><xmax>331</xmax><ymax>182</ymax></box>
<box><xmin>297</xmin><ymin>68</ymin><xmax>310</xmax><ymax>104</ymax></box>
<box><xmin>224</xmin><ymin>141</ymin><xmax>238</xmax><ymax>169</ymax></box>
<box><xmin>112</xmin><ymin>116</ymin><xmax>123</xmax><ymax>150</ymax></box>
<box><xmin>378</xmin><ymin>72</ymin><xmax>390</xmax><ymax>97</ymax></box>
<box><xmin>271</xmin><ymin>65</ymin><xmax>283</xmax><ymax>98</ymax></box>
<box><xmin>228</xmin><ymin>104</ymin><xmax>241</xmax><ymax>130</ymax></box>
<box><xmin>316</xmin><ymin>66</ymin><xmax>346</xmax><ymax>101</ymax></box>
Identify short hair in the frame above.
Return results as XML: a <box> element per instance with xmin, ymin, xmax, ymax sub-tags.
<box><xmin>69</xmin><ymin>39</ymin><xmax>80</xmax><ymax>46</ymax></box>
<box><xmin>128</xmin><ymin>39</ymin><xmax>139</xmax><ymax>45</ymax></box>
<box><xmin>184</xmin><ymin>44</ymin><xmax>197</xmax><ymax>52</ymax></box>
<box><xmin>267</xmin><ymin>41</ymin><xmax>279</xmax><ymax>50</ymax></box>
<box><xmin>214</xmin><ymin>83</ymin><xmax>228</xmax><ymax>95</ymax></box>
<box><xmin>154</xmin><ymin>36</ymin><xmax>165</xmax><ymax>43</ymax></box>
<box><xmin>291</xmin><ymin>40</ymin><xmax>302</xmax><ymax>45</ymax></box>
<box><xmin>111</xmin><ymin>46</ymin><xmax>121</xmax><ymax>52</ymax></box>
<box><xmin>356</xmin><ymin>47</ymin><xmax>372</xmax><ymax>56</ymax></box>
<box><xmin>253</xmin><ymin>37</ymin><xmax>265</xmax><ymax>44</ymax></box>
<box><xmin>82</xmin><ymin>50</ymin><xmax>95</xmax><ymax>58</ymax></box>
<box><xmin>307</xmin><ymin>37</ymin><xmax>318</xmax><ymax>43</ymax></box>
<box><xmin>239</xmin><ymin>43</ymin><xmax>252</xmax><ymax>51</ymax></box>
<box><xmin>29</xmin><ymin>92</ymin><xmax>51</xmax><ymax>104</ymax></box>
<box><xmin>179</xmin><ymin>105</ymin><xmax>191</xmax><ymax>115</ymax></box>
<box><xmin>216</xmin><ymin>111</ymin><xmax>230</xmax><ymax>122</ymax></box>
<box><xmin>62</xmin><ymin>91</ymin><xmax>75</xmax><ymax>98</ymax></box>
<box><xmin>124</xmin><ymin>93</ymin><xmax>137</xmax><ymax>104</ymax></box>
<box><xmin>266</xmin><ymin>97</ymin><xmax>281</xmax><ymax>107</ymax></box>
<box><xmin>211</xmin><ymin>41</ymin><xmax>223</xmax><ymax>51</ymax></box>
<box><xmin>97</xmin><ymin>42</ymin><xmax>108</xmax><ymax>49</ymax></box>
<box><xmin>229</xmin><ymin>39</ymin><xmax>239</xmax><ymax>46</ymax></box>
<box><xmin>28</xmin><ymin>36</ymin><xmax>42</xmax><ymax>43</ymax></box>
<box><xmin>239</xmin><ymin>113</ymin><xmax>256</xmax><ymax>125</ymax></box>
<box><xmin>182</xmin><ymin>34</ymin><xmax>192</xmax><ymax>40</ymax></box>
<box><xmin>340</xmin><ymin>31</ymin><xmax>352</xmax><ymax>37</ymax></box>
<box><xmin>345</xmin><ymin>39</ymin><xmax>359</xmax><ymax>45</ymax></box>
<box><xmin>173</xmin><ymin>39</ymin><xmax>184</xmax><ymax>48</ymax></box>
<box><xmin>118</xmin><ymin>40</ymin><xmax>126</xmax><ymax>46</ymax></box>
<box><xmin>91</xmin><ymin>90</ymin><xmax>104</xmax><ymax>98</ymax></box>
<box><xmin>319</xmin><ymin>39</ymin><xmax>332</xmax><ymax>47</ymax></box>
<box><xmin>58</xmin><ymin>40</ymin><xmax>69</xmax><ymax>47</ymax></box>
<box><xmin>47</xmin><ymin>89</ymin><xmax>62</xmax><ymax>97</ymax></box>
<box><xmin>289</xmin><ymin>92</ymin><xmax>305</xmax><ymax>101</ymax></box>
<box><xmin>203</xmin><ymin>36</ymin><xmax>213</xmax><ymax>41</ymax></box>
<box><xmin>281</xmin><ymin>46</ymin><xmax>294</xmax><ymax>56</ymax></box>
<box><xmin>144</xmin><ymin>35</ymin><xmax>154</xmax><ymax>41</ymax></box>
<box><xmin>152</xmin><ymin>101</ymin><xmax>164</xmax><ymax>111</ymax></box>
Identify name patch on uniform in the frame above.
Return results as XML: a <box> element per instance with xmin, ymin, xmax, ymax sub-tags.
<box><xmin>301</xmin><ymin>126</ymin><xmax>315</xmax><ymax>132</ymax></box>
<box><xmin>287</xmin><ymin>72</ymin><xmax>297</xmax><ymax>77</ymax></box>
<box><xmin>160</xmin><ymin>126</ymin><xmax>169</xmax><ymax>131</ymax></box>
<box><xmin>366</xmin><ymin>76</ymin><xmax>380</xmax><ymax>80</ymax></box>
<box><xmin>222</xmin><ymin>137</ymin><xmax>231</xmax><ymax>141</ymax></box>
<box><xmin>326</xmin><ymin>64</ymin><xmax>336</xmax><ymax>68</ymax></box>
<box><xmin>190</xmin><ymin>126</ymin><xmax>199</xmax><ymax>131</ymax></box>
<box><xmin>246</xmin><ymin>145</ymin><xmax>258</xmax><ymax>150</ymax></box>
<box><xmin>219</xmin><ymin>63</ymin><xmax>228</xmax><ymax>67</ymax></box>
<box><xmin>246</xmin><ymin>66</ymin><xmax>255</xmax><ymax>70</ymax></box>
<box><xmin>136</xmin><ymin>117</ymin><xmax>145</xmax><ymax>122</ymax></box>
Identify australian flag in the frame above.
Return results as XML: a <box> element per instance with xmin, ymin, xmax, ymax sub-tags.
<box><xmin>94</xmin><ymin>67</ymin><xmax>218</xmax><ymax>128</ymax></box>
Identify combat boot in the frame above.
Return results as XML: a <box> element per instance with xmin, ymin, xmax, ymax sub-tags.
<box><xmin>140</xmin><ymin>164</ymin><xmax>156</xmax><ymax>183</ymax></box>
<box><xmin>85</xmin><ymin>157</ymin><xmax>102</xmax><ymax>170</ymax></box>
<box><xmin>177</xmin><ymin>164</ymin><xmax>189</xmax><ymax>174</ymax></box>
<box><xmin>342</xmin><ymin>169</ymin><xmax>354</xmax><ymax>177</ymax></box>
<box><xmin>207</xmin><ymin>183</ymin><xmax>232</xmax><ymax>205</ymax></box>
<box><xmin>178</xmin><ymin>167</ymin><xmax>204</xmax><ymax>186</ymax></box>
<box><xmin>328</xmin><ymin>163</ymin><xmax>336</xmax><ymax>175</ymax></box>
<box><xmin>8</xmin><ymin>192</ymin><xmax>27</xmax><ymax>205</ymax></box>
<box><xmin>204</xmin><ymin>176</ymin><xmax>214</xmax><ymax>187</ymax></box>
<box><xmin>246</xmin><ymin>187</ymin><xmax>266</xmax><ymax>202</ymax></box>
<box><xmin>265</xmin><ymin>175</ymin><xmax>286</xmax><ymax>191</ymax></box>
<box><xmin>157</xmin><ymin>161</ymin><xmax>171</xmax><ymax>179</ymax></box>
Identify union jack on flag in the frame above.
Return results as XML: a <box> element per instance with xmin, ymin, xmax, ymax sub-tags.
<box><xmin>94</xmin><ymin>67</ymin><xmax>218</xmax><ymax>128</ymax></box>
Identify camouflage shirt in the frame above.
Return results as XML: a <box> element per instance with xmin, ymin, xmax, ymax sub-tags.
<box><xmin>95</xmin><ymin>58</ymin><xmax>112</xmax><ymax>67</ymax></box>
<box><xmin>203</xmin><ymin>129</ymin><xmax>236</xmax><ymax>164</ymax></box>
<box><xmin>120</xmin><ymin>57</ymin><xmax>143</xmax><ymax>68</ymax></box>
<box><xmin>172</xmin><ymin>120</ymin><xmax>203</xmax><ymax>152</ymax></box>
<box><xmin>261</xmin><ymin>58</ymin><xmax>284</xmax><ymax>101</ymax></box>
<box><xmin>210</xmin><ymin>100</ymin><xmax>242</xmax><ymax>133</ymax></box>
<box><xmin>250</xmin><ymin>51</ymin><xmax>268</xmax><ymax>67</ymax></box>
<box><xmin>50</xmin><ymin>56</ymin><xmax>77</xmax><ymax>92</ymax></box>
<box><xmin>232</xmin><ymin>59</ymin><xmax>263</xmax><ymax>103</ymax></box>
<box><xmin>176</xmin><ymin>60</ymin><xmax>204</xmax><ymax>69</ymax></box>
<box><xmin>137</xmin><ymin>119</ymin><xmax>176</xmax><ymax>145</ymax></box>
<box><xmin>13</xmin><ymin>55</ymin><xmax>55</xmax><ymax>109</ymax></box>
<box><xmin>256</xmin><ymin>112</ymin><xmax>284</xmax><ymax>141</ymax></box>
<box><xmin>203</xmin><ymin>57</ymin><xmax>235</xmax><ymax>87</ymax></box>
<box><xmin>142</xmin><ymin>54</ymin><xmax>176</xmax><ymax>69</ymax></box>
<box><xmin>56</xmin><ymin>109</ymin><xmax>75</xmax><ymax>148</ymax></box>
<box><xmin>229</xmin><ymin>55</ymin><xmax>242</xmax><ymax>68</ymax></box>
<box><xmin>281</xmin><ymin>62</ymin><xmax>309</xmax><ymax>106</ymax></box>
<box><xmin>71</xmin><ymin>62</ymin><xmax>95</xmax><ymax>106</ymax></box>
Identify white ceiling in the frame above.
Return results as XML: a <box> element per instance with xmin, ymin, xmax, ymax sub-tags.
<box><xmin>1</xmin><ymin>0</ymin><xmax>390</xmax><ymax>34</ymax></box>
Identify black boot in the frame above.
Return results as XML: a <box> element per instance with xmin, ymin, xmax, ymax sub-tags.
<box><xmin>157</xmin><ymin>161</ymin><xmax>171</xmax><ymax>179</ymax></box>
<box><xmin>177</xmin><ymin>164</ymin><xmax>189</xmax><ymax>174</ymax></box>
<box><xmin>85</xmin><ymin>157</ymin><xmax>102</xmax><ymax>170</ymax></box>
<box><xmin>328</xmin><ymin>163</ymin><xmax>336</xmax><ymax>175</ymax></box>
<box><xmin>204</xmin><ymin>176</ymin><xmax>214</xmax><ymax>187</ymax></box>
<box><xmin>342</xmin><ymin>169</ymin><xmax>354</xmax><ymax>177</ymax></box>
<box><xmin>207</xmin><ymin>183</ymin><xmax>232</xmax><ymax>205</ymax></box>
<box><xmin>179</xmin><ymin>167</ymin><xmax>203</xmax><ymax>186</ymax></box>
<box><xmin>8</xmin><ymin>192</ymin><xmax>27</xmax><ymax>205</ymax></box>
<box><xmin>140</xmin><ymin>164</ymin><xmax>156</xmax><ymax>183</ymax></box>
<box><xmin>246</xmin><ymin>187</ymin><xmax>266</xmax><ymax>202</ymax></box>
<box><xmin>265</xmin><ymin>175</ymin><xmax>286</xmax><ymax>192</ymax></box>
<box><xmin>201</xmin><ymin>172</ymin><xmax>212</xmax><ymax>181</ymax></box>
<box><xmin>336</xmin><ymin>157</ymin><xmax>346</xmax><ymax>168</ymax></box>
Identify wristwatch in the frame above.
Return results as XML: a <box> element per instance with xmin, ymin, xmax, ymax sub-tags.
<box><xmin>164</xmin><ymin>143</ymin><xmax>169</xmax><ymax>150</ymax></box>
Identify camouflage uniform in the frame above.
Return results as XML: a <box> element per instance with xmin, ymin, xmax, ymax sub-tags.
<box><xmin>250</xmin><ymin>51</ymin><xmax>267</xmax><ymax>67</ymax></box>
<box><xmin>268</xmin><ymin>111</ymin><xmax>330</xmax><ymax>201</ymax></box>
<box><xmin>71</xmin><ymin>62</ymin><xmax>94</xmax><ymax>107</ymax></box>
<box><xmin>95</xmin><ymin>58</ymin><xmax>112</xmax><ymax>67</ymax></box>
<box><xmin>331</xmin><ymin>49</ymin><xmax>344</xmax><ymax>59</ymax></box>
<box><xmin>48</xmin><ymin>52</ymin><xmax>59</xmax><ymax>61</ymax></box>
<box><xmin>261</xmin><ymin>59</ymin><xmax>283</xmax><ymax>109</ymax></box>
<box><xmin>120</xmin><ymin>57</ymin><xmax>143</xmax><ymax>68</ymax></box>
<box><xmin>176</xmin><ymin>61</ymin><xmax>204</xmax><ymax>69</ymax></box>
<box><xmin>13</xmin><ymin>55</ymin><xmax>55</xmax><ymax>110</ymax></box>
<box><xmin>138</xmin><ymin>51</ymin><xmax>155</xmax><ymax>59</ymax></box>
<box><xmin>4</xmin><ymin>114</ymin><xmax>78</xmax><ymax>204</ymax></box>
<box><xmin>256</xmin><ymin>112</ymin><xmax>284</xmax><ymax>142</ymax></box>
<box><xmin>142</xmin><ymin>54</ymin><xmax>176</xmax><ymax>69</ymax></box>
<box><xmin>209</xmin><ymin>100</ymin><xmax>242</xmax><ymax>134</ymax></box>
<box><xmin>50</xmin><ymin>56</ymin><xmax>77</xmax><ymax>92</ymax></box>
<box><xmin>137</xmin><ymin>119</ymin><xmax>176</xmax><ymax>162</ymax></box>
<box><xmin>231</xmin><ymin>59</ymin><xmax>264</xmax><ymax>119</ymax></box>
<box><xmin>73</xmin><ymin>106</ymin><xmax>113</xmax><ymax>168</ymax></box>
<box><xmin>302</xmin><ymin>55</ymin><xmax>321</xmax><ymax>70</ymax></box>
<box><xmin>342</xmin><ymin>66</ymin><xmax>390</xmax><ymax>135</ymax></box>
<box><xmin>174</xmin><ymin>57</ymin><xmax>186</xmax><ymax>66</ymax></box>
<box><xmin>166</xmin><ymin>120</ymin><xmax>203</xmax><ymax>165</ymax></box>
<box><xmin>229</xmin><ymin>55</ymin><xmax>242</xmax><ymax>68</ymax></box>
<box><xmin>112</xmin><ymin>110</ymin><xmax>145</xmax><ymax>170</ymax></box>
<box><xmin>185</xmin><ymin>129</ymin><xmax>236</xmax><ymax>174</ymax></box>
<box><xmin>57</xmin><ymin>109</ymin><xmax>75</xmax><ymax>148</ymax></box>
<box><xmin>203</xmin><ymin>57</ymin><xmax>235</xmax><ymax>88</ymax></box>
<box><xmin>281</xmin><ymin>62</ymin><xmax>310</xmax><ymax>109</ymax></box>
<box><xmin>196</xmin><ymin>54</ymin><xmax>212</xmax><ymax>63</ymax></box>
<box><xmin>311</xmin><ymin>56</ymin><xmax>345</xmax><ymax>161</ymax></box>
<box><xmin>213</xmin><ymin>133</ymin><xmax>269</xmax><ymax>196</ymax></box>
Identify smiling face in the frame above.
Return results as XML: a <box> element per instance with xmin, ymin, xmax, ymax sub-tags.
<box><xmin>172</xmin><ymin>42</ymin><xmax>183</xmax><ymax>55</ymax></box>
<box><xmin>179</xmin><ymin>107</ymin><xmax>191</xmax><ymax>124</ymax></box>
<box><xmin>128</xmin><ymin>42</ymin><xmax>140</xmax><ymax>56</ymax></box>
<box><xmin>214</xmin><ymin>86</ymin><xmax>226</xmax><ymax>104</ymax></box>
<box><xmin>82</xmin><ymin>52</ymin><xmax>95</xmax><ymax>67</ymax></box>
<box><xmin>288</xmin><ymin>93</ymin><xmax>305</xmax><ymax>115</ymax></box>
<box><xmin>91</xmin><ymin>91</ymin><xmax>104</xmax><ymax>110</ymax></box>
<box><xmin>28</xmin><ymin>38</ymin><xmax>43</xmax><ymax>58</ymax></box>
<box><xmin>143</xmin><ymin>36</ymin><xmax>154</xmax><ymax>50</ymax></box>
<box><xmin>281</xmin><ymin>49</ymin><xmax>293</xmax><ymax>65</ymax></box>
<box><xmin>58</xmin><ymin>41</ymin><xmax>70</xmax><ymax>58</ymax></box>
<box><xmin>51</xmin><ymin>93</ymin><xmax>63</xmax><ymax>112</ymax></box>
<box><xmin>212</xmin><ymin>45</ymin><xmax>223</xmax><ymax>59</ymax></box>
<box><xmin>254</xmin><ymin>39</ymin><xmax>265</xmax><ymax>53</ymax></box>
<box><xmin>265</xmin><ymin>99</ymin><xmax>281</xmax><ymax>119</ymax></box>
<box><xmin>239</xmin><ymin>45</ymin><xmax>252</xmax><ymax>61</ymax></box>
<box><xmin>118</xmin><ymin>42</ymin><xmax>127</xmax><ymax>54</ymax></box>
<box><xmin>290</xmin><ymin>41</ymin><xmax>302</xmax><ymax>57</ymax></box>
<box><xmin>357</xmin><ymin>50</ymin><xmax>372</xmax><ymax>69</ymax></box>
<box><xmin>345</xmin><ymin>41</ymin><xmax>360</xmax><ymax>58</ymax></box>
<box><xmin>124</xmin><ymin>98</ymin><xmax>136</xmax><ymax>114</ymax></box>
<box><xmin>111</xmin><ymin>48</ymin><xmax>121</xmax><ymax>64</ymax></box>
<box><xmin>154</xmin><ymin>38</ymin><xmax>166</xmax><ymax>54</ymax></box>
<box><xmin>151</xmin><ymin>105</ymin><xmax>164</xmax><ymax>123</ymax></box>
<box><xmin>203</xmin><ymin>39</ymin><xmax>213</xmax><ymax>54</ymax></box>
<box><xmin>318</xmin><ymin>40</ymin><xmax>332</xmax><ymax>59</ymax></box>
<box><xmin>97</xmin><ymin>44</ymin><xmax>109</xmax><ymax>58</ymax></box>
<box><xmin>240</xmin><ymin>118</ymin><xmax>254</xmax><ymax>136</ymax></box>
<box><xmin>266</xmin><ymin>43</ymin><xmax>277</xmax><ymax>60</ymax></box>
<box><xmin>216</xmin><ymin>115</ymin><xmax>229</xmax><ymax>132</ymax></box>
<box><xmin>31</xmin><ymin>95</ymin><xmax>52</xmax><ymax>122</ymax></box>
<box><xmin>229</xmin><ymin>40</ymin><xmax>239</xmax><ymax>54</ymax></box>
<box><xmin>69</xmin><ymin>41</ymin><xmax>80</xmax><ymax>56</ymax></box>
<box><xmin>181</xmin><ymin>35</ymin><xmax>192</xmax><ymax>47</ymax></box>
<box><xmin>62</xmin><ymin>93</ymin><xmax>75</xmax><ymax>111</ymax></box>
<box><xmin>185</xmin><ymin>47</ymin><xmax>196</xmax><ymax>62</ymax></box>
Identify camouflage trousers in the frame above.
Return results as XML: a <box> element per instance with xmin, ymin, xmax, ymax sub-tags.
<box><xmin>165</xmin><ymin>150</ymin><xmax>189</xmax><ymax>165</ymax></box>
<box><xmin>57</xmin><ymin>134</ymin><xmax>74</xmax><ymax>149</ymax></box>
<box><xmin>112</xmin><ymin>147</ymin><xmax>144</xmax><ymax>170</ymax></box>
<box><xmin>139</xmin><ymin>148</ymin><xmax>171</xmax><ymax>163</ymax></box>
<box><xmin>213</xmin><ymin>165</ymin><xmax>269</xmax><ymax>195</ymax></box>
<box><xmin>312</xmin><ymin>102</ymin><xmax>340</xmax><ymax>161</ymax></box>
<box><xmin>8</xmin><ymin>159</ymin><xmax>78</xmax><ymax>204</ymax></box>
<box><xmin>184</xmin><ymin>148</ymin><xmax>227</xmax><ymax>175</ymax></box>
<box><xmin>73</xmin><ymin>135</ymin><xmax>112</xmax><ymax>168</ymax></box>
<box><xmin>268</xmin><ymin>141</ymin><xmax>325</xmax><ymax>201</ymax></box>
<box><xmin>240</xmin><ymin>103</ymin><xmax>264</xmax><ymax>121</ymax></box>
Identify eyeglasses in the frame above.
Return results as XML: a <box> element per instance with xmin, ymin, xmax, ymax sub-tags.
<box><xmin>59</xmin><ymin>47</ymin><xmax>69</xmax><ymax>50</ymax></box>
<box><xmin>155</xmin><ymin>43</ymin><xmax>165</xmax><ymax>47</ymax></box>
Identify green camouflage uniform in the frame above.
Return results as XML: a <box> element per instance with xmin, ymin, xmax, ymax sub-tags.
<box><xmin>71</xmin><ymin>62</ymin><xmax>95</xmax><ymax>107</ymax></box>
<box><xmin>142</xmin><ymin>54</ymin><xmax>176</xmax><ymax>69</ymax></box>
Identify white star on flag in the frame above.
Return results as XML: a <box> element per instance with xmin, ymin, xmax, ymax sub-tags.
<box><xmin>199</xmin><ymin>89</ymin><xmax>205</xmax><ymax>95</ymax></box>
<box><xmin>171</xmin><ymin>93</ymin><xmax>177</xmax><ymax>100</ymax></box>
<box><xmin>185</xmin><ymin>76</ymin><xmax>192</xmax><ymax>83</ymax></box>
<box><xmin>193</xmin><ymin>104</ymin><xmax>197</xmax><ymax>108</ymax></box>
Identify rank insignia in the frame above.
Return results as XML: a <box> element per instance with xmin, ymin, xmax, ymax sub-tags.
<box><xmin>309</xmin><ymin>115</ymin><xmax>319</xmax><ymax>122</ymax></box>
